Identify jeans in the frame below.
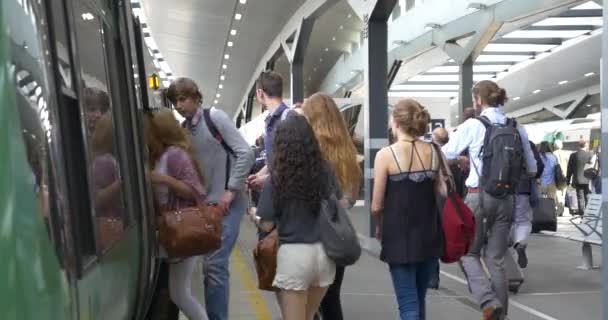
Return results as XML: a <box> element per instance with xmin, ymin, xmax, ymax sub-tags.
<box><xmin>389</xmin><ymin>259</ymin><xmax>438</xmax><ymax>320</ymax></box>
<box><xmin>461</xmin><ymin>192</ymin><xmax>513</xmax><ymax>316</ymax></box>
<box><xmin>203</xmin><ymin>195</ymin><xmax>245</xmax><ymax>320</ymax></box>
<box><xmin>511</xmin><ymin>195</ymin><xmax>532</xmax><ymax>246</ymax></box>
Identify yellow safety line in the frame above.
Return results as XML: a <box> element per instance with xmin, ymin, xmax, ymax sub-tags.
<box><xmin>232</xmin><ymin>247</ymin><xmax>272</xmax><ymax>320</ymax></box>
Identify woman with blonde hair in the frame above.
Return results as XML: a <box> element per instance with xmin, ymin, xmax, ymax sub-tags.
<box><xmin>371</xmin><ymin>99</ymin><xmax>445</xmax><ymax>320</ymax></box>
<box><xmin>143</xmin><ymin>110</ymin><xmax>208</xmax><ymax>320</ymax></box>
<box><xmin>301</xmin><ymin>93</ymin><xmax>361</xmax><ymax>320</ymax></box>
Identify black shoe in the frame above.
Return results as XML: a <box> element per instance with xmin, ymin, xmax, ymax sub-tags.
<box><xmin>515</xmin><ymin>244</ymin><xmax>528</xmax><ymax>269</ymax></box>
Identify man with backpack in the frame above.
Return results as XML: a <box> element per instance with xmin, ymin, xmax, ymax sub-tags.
<box><xmin>168</xmin><ymin>78</ymin><xmax>255</xmax><ymax>320</ymax></box>
<box><xmin>442</xmin><ymin>81</ymin><xmax>537</xmax><ymax>320</ymax></box>
<box><xmin>247</xmin><ymin>71</ymin><xmax>294</xmax><ymax>191</ymax></box>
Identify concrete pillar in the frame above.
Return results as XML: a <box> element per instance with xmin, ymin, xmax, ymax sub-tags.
<box><xmin>458</xmin><ymin>56</ymin><xmax>474</xmax><ymax>124</ymax></box>
<box><xmin>363</xmin><ymin>0</ymin><xmax>397</xmax><ymax>236</ymax></box>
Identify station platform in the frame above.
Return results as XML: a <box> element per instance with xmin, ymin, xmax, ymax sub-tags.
<box><xmin>181</xmin><ymin>211</ymin><xmax>602</xmax><ymax>320</ymax></box>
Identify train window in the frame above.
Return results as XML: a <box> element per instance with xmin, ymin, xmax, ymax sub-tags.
<box><xmin>48</xmin><ymin>1</ymin><xmax>73</xmax><ymax>90</ymax></box>
<box><xmin>5</xmin><ymin>0</ymin><xmax>68</xmax><ymax>266</ymax></box>
<box><xmin>72</xmin><ymin>1</ymin><xmax>128</xmax><ymax>253</ymax></box>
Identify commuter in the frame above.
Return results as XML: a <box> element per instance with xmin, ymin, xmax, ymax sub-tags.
<box><xmin>442</xmin><ymin>80</ymin><xmax>537</xmax><ymax>320</ymax></box>
<box><xmin>553</xmin><ymin>140</ymin><xmax>569</xmax><ymax>215</ymax></box>
<box><xmin>247</xmin><ymin>71</ymin><xmax>294</xmax><ymax>192</ymax></box>
<box><xmin>431</xmin><ymin>127</ymin><xmax>449</xmax><ymax>146</ymax></box>
<box><xmin>168</xmin><ymin>78</ymin><xmax>254</xmax><ymax>320</ymax></box>
<box><xmin>566</xmin><ymin>140</ymin><xmax>593</xmax><ymax>215</ymax></box>
<box><xmin>143</xmin><ymin>110</ymin><xmax>208</xmax><ymax>320</ymax></box>
<box><xmin>371</xmin><ymin>99</ymin><xmax>443</xmax><ymax>320</ymax></box>
<box><xmin>301</xmin><ymin>93</ymin><xmax>361</xmax><ymax>320</ymax></box>
<box><xmin>539</xmin><ymin>141</ymin><xmax>559</xmax><ymax>201</ymax></box>
<box><xmin>512</xmin><ymin>141</ymin><xmax>544</xmax><ymax>269</ymax></box>
<box><xmin>257</xmin><ymin>115</ymin><xmax>339</xmax><ymax>320</ymax></box>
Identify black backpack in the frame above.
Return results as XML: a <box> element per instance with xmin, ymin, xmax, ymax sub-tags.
<box><xmin>475</xmin><ymin>116</ymin><xmax>524</xmax><ymax>198</ymax></box>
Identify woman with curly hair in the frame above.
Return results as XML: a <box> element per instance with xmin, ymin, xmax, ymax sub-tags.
<box><xmin>371</xmin><ymin>99</ymin><xmax>445</xmax><ymax>320</ymax></box>
<box><xmin>301</xmin><ymin>93</ymin><xmax>361</xmax><ymax>320</ymax></box>
<box><xmin>257</xmin><ymin>115</ymin><xmax>341</xmax><ymax>320</ymax></box>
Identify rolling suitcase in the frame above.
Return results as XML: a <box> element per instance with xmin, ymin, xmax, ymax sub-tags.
<box><xmin>532</xmin><ymin>196</ymin><xmax>557</xmax><ymax>232</ymax></box>
<box><xmin>505</xmin><ymin>248</ymin><xmax>524</xmax><ymax>294</ymax></box>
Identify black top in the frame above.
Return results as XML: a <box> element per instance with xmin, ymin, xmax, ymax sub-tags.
<box><xmin>258</xmin><ymin>165</ymin><xmax>342</xmax><ymax>244</ymax></box>
<box><xmin>380</xmin><ymin>144</ymin><xmax>443</xmax><ymax>264</ymax></box>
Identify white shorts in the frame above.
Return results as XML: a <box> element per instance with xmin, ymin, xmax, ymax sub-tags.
<box><xmin>273</xmin><ymin>242</ymin><xmax>336</xmax><ymax>291</ymax></box>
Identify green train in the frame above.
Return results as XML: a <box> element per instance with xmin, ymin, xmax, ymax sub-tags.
<box><xmin>1</xmin><ymin>0</ymin><xmax>167</xmax><ymax>319</ymax></box>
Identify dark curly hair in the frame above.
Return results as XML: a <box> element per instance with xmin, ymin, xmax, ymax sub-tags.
<box><xmin>271</xmin><ymin>115</ymin><xmax>330</xmax><ymax>213</ymax></box>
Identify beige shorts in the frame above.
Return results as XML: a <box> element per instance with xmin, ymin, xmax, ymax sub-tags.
<box><xmin>273</xmin><ymin>242</ymin><xmax>336</xmax><ymax>291</ymax></box>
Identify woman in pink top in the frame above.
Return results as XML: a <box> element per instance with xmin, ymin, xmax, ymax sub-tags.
<box><xmin>144</xmin><ymin>111</ymin><xmax>208</xmax><ymax>320</ymax></box>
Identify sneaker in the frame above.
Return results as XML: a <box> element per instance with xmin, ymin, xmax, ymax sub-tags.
<box><xmin>482</xmin><ymin>305</ymin><xmax>503</xmax><ymax>320</ymax></box>
<box><xmin>515</xmin><ymin>243</ymin><xmax>528</xmax><ymax>269</ymax></box>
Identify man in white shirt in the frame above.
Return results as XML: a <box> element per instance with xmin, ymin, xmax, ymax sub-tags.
<box><xmin>442</xmin><ymin>81</ymin><xmax>537</xmax><ymax>320</ymax></box>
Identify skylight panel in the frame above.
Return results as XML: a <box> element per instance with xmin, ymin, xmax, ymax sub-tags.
<box><xmin>388</xmin><ymin>91</ymin><xmax>457</xmax><ymax>98</ymax></box>
<box><xmin>476</xmin><ymin>54</ymin><xmax>532</xmax><ymax>62</ymax></box>
<box><xmin>484</xmin><ymin>43</ymin><xmax>557</xmax><ymax>52</ymax></box>
<box><xmin>572</xmin><ymin>1</ymin><xmax>602</xmax><ymax>10</ymax></box>
<box><xmin>391</xmin><ymin>84</ymin><xmax>459</xmax><ymax>91</ymax></box>
<box><xmin>503</xmin><ymin>30</ymin><xmax>590</xmax><ymax>39</ymax></box>
<box><xmin>533</xmin><ymin>17</ymin><xmax>603</xmax><ymax>26</ymax></box>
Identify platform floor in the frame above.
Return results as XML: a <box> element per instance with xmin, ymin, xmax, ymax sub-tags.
<box><xmin>180</xmin><ymin>211</ymin><xmax>603</xmax><ymax>320</ymax></box>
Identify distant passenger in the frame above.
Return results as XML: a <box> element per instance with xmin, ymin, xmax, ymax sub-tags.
<box><xmin>168</xmin><ymin>78</ymin><xmax>254</xmax><ymax>320</ymax></box>
<box><xmin>302</xmin><ymin>93</ymin><xmax>361</xmax><ymax>320</ymax></box>
<box><xmin>553</xmin><ymin>140</ymin><xmax>569</xmax><ymax>214</ymax></box>
<box><xmin>539</xmin><ymin>141</ymin><xmax>559</xmax><ymax>201</ymax></box>
<box><xmin>247</xmin><ymin>71</ymin><xmax>294</xmax><ymax>192</ymax></box>
<box><xmin>84</xmin><ymin>87</ymin><xmax>110</xmax><ymax>139</ymax></box>
<box><xmin>143</xmin><ymin>110</ymin><xmax>209</xmax><ymax>320</ymax></box>
<box><xmin>257</xmin><ymin>115</ymin><xmax>340</xmax><ymax>320</ymax></box>
<box><xmin>442</xmin><ymin>80</ymin><xmax>537</xmax><ymax>320</ymax></box>
<box><xmin>372</xmin><ymin>99</ymin><xmax>444</xmax><ymax>320</ymax></box>
<box><xmin>512</xmin><ymin>141</ymin><xmax>544</xmax><ymax>269</ymax></box>
<box><xmin>431</xmin><ymin>127</ymin><xmax>449</xmax><ymax>146</ymax></box>
<box><xmin>566</xmin><ymin>140</ymin><xmax>593</xmax><ymax>215</ymax></box>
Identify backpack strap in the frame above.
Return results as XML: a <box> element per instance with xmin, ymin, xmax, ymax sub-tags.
<box><xmin>476</xmin><ymin>116</ymin><xmax>491</xmax><ymax>128</ymax></box>
<box><xmin>280</xmin><ymin>107</ymin><xmax>291</xmax><ymax>121</ymax></box>
<box><xmin>203</xmin><ymin>108</ymin><xmax>236</xmax><ymax>190</ymax></box>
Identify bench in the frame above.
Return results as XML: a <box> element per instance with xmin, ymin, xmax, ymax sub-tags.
<box><xmin>569</xmin><ymin>194</ymin><xmax>603</xmax><ymax>270</ymax></box>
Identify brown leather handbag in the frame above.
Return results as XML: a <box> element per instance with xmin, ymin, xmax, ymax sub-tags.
<box><xmin>158</xmin><ymin>198</ymin><xmax>223</xmax><ymax>258</ymax></box>
<box><xmin>253</xmin><ymin>229</ymin><xmax>279</xmax><ymax>291</ymax></box>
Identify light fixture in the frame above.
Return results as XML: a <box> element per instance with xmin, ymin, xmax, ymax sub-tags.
<box><xmin>425</xmin><ymin>23</ymin><xmax>441</xmax><ymax>30</ymax></box>
<box><xmin>224</xmin><ymin>54</ymin><xmax>230</xmax><ymax>60</ymax></box>
<box><xmin>347</xmin><ymin>13</ymin><xmax>352</xmax><ymax>18</ymax></box>
<box><xmin>587</xmin><ymin>104</ymin><xmax>592</xmax><ymax>107</ymax></box>
<box><xmin>239</xmin><ymin>0</ymin><xmax>247</xmax><ymax>3</ymax></box>
<box><xmin>222</xmin><ymin>64</ymin><xmax>227</xmax><ymax>69</ymax></box>
<box><xmin>559</xmin><ymin>80</ymin><xmax>568</xmax><ymax>85</ymax></box>
<box><xmin>332</xmin><ymin>36</ymin><xmax>336</xmax><ymax>41</ymax></box>
<box><xmin>513</xmin><ymin>97</ymin><xmax>521</xmax><ymax>101</ymax></box>
<box><xmin>219</xmin><ymin>84</ymin><xmax>223</xmax><ymax>89</ymax></box>
<box><xmin>585</xmin><ymin>72</ymin><xmax>595</xmax><ymax>77</ymax></box>
<box><xmin>216</xmin><ymin>93</ymin><xmax>221</xmax><ymax>98</ymax></box>
<box><xmin>467</xmin><ymin>2</ymin><xmax>487</xmax><ymax>10</ymax></box>
<box><xmin>214</xmin><ymin>99</ymin><xmax>219</xmax><ymax>104</ymax></box>
<box><xmin>339</xmin><ymin>25</ymin><xmax>344</xmax><ymax>30</ymax></box>
<box><xmin>532</xmin><ymin>89</ymin><xmax>541</xmax><ymax>94</ymax></box>
<box><xmin>235</xmin><ymin>13</ymin><xmax>242</xmax><ymax>20</ymax></box>
<box><xmin>230</xmin><ymin>29</ymin><xmax>237</xmax><ymax>36</ymax></box>
<box><xmin>227</xmin><ymin>41</ymin><xmax>233</xmax><ymax>47</ymax></box>
<box><xmin>220</xmin><ymin>75</ymin><xmax>225</xmax><ymax>81</ymax></box>
<box><xmin>325</xmin><ymin>48</ymin><xmax>329</xmax><ymax>52</ymax></box>
<box><xmin>320</xmin><ymin>58</ymin><xmax>323</xmax><ymax>62</ymax></box>
<box><xmin>81</xmin><ymin>13</ymin><xmax>94</xmax><ymax>21</ymax></box>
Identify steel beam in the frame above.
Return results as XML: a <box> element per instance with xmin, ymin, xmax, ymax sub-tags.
<box><xmin>526</xmin><ymin>25</ymin><xmax>597</xmax><ymax>31</ymax></box>
<box><xmin>289</xmin><ymin>19</ymin><xmax>315</xmax><ymax>104</ymax></box>
<box><xmin>363</xmin><ymin>0</ymin><xmax>397</xmax><ymax>237</ymax></box>
<box><xmin>559</xmin><ymin>9</ymin><xmax>602</xmax><ymax>17</ymax></box>
<box><xmin>493</xmin><ymin>37</ymin><xmax>563</xmax><ymax>45</ymax></box>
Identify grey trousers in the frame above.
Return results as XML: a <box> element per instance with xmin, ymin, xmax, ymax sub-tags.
<box><xmin>511</xmin><ymin>195</ymin><xmax>532</xmax><ymax>246</ymax></box>
<box><xmin>461</xmin><ymin>191</ymin><xmax>514</xmax><ymax>315</ymax></box>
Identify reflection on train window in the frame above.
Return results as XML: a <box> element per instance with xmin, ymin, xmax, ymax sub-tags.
<box><xmin>72</xmin><ymin>3</ymin><xmax>127</xmax><ymax>253</ymax></box>
<box><xmin>48</xmin><ymin>0</ymin><xmax>72</xmax><ymax>90</ymax></box>
<box><xmin>6</xmin><ymin>0</ymin><xmax>67</xmax><ymax>266</ymax></box>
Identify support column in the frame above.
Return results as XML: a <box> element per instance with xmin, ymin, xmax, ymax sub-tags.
<box><xmin>288</xmin><ymin>19</ymin><xmax>314</xmax><ymax>104</ymax></box>
<box><xmin>458</xmin><ymin>56</ymin><xmax>474</xmax><ymax>123</ymax></box>
<box><xmin>600</xmin><ymin>1</ymin><xmax>607</xmax><ymax>318</ymax></box>
<box><xmin>363</xmin><ymin>0</ymin><xmax>397</xmax><ymax>236</ymax></box>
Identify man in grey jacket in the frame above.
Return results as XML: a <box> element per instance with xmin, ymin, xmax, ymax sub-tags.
<box><xmin>168</xmin><ymin>78</ymin><xmax>254</xmax><ymax>320</ymax></box>
<box><xmin>567</xmin><ymin>140</ymin><xmax>593</xmax><ymax>215</ymax></box>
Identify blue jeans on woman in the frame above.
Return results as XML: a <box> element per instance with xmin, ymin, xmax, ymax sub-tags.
<box><xmin>389</xmin><ymin>259</ymin><xmax>438</xmax><ymax>320</ymax></box>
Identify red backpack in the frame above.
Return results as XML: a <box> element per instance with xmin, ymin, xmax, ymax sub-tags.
<box><xmin>432</xmin><ymin>144</ymin><xmax>476</xmax><ymax>263</ymax></box>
